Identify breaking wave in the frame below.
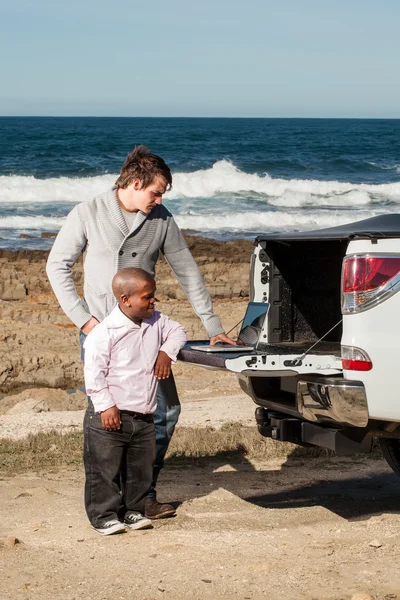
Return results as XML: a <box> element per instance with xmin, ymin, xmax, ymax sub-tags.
<box><xmin>171</xmin><ymin>161</ymin><xmax>400</xmax><ymax>205</ymax></box>
<box><xmin>1</xmin><ymin>161</ymin><xmax>400</xmax><ymax>209</ymax></box>
<box><xmin>1</xmin><ymin>161</ymin><xmax>400</xmax><ymax>243</ymax></box>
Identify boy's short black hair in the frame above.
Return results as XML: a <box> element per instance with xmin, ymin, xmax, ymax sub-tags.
<box><xmin>115</xmin><ymin>145</ymin><xmax>172</xmax><ymax>190</ymax></box>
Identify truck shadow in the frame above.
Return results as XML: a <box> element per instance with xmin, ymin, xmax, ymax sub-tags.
<box><xmin>244</xmin><ymin>472</ymin><xmax>400</xmax><ymax>521</ymax></box>
<box><xmin>166</xmin><ymin>449</ymin><xmax>400</xmax><ymax>521</ymax></box>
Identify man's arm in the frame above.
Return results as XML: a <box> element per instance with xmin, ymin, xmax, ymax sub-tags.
<box><xmin>46</xmin><ymin>205</ymin><xmax>93</xmax><ymax>329</ymax></box>
<box><xmin>162</xmin><ymin>217</ymin><xmax>235</xmax><ymax>343</ymax></box>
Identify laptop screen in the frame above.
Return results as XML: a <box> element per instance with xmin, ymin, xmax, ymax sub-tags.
<box><xmin>238</xmin><ymin>302</ymin><xmax>269</xmax><ymax>347</ymax></box>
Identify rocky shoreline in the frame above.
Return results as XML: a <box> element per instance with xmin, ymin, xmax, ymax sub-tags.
<box><xmin>0</xmin><ymin>235</ymin><xmax>254</xmax><ymax>417</ymax></box>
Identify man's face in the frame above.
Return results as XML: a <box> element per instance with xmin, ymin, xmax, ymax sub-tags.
<box><xmin>121</xmin><ymin>279</ymin><xmax>157</xmax><ymax>321</ymax></box>
<box><xmin>131</xmin><ymin>176</ymin><xmax>167</xmax><ymax>214</ymax></box>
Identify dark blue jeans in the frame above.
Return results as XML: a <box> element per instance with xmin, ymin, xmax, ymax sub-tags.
<box><xmin>83</xmin><ymin>401</ymin><xmax>155</xmax><ymax>527</ymax></box>
<box><xmin>150</xmin><ymin>374</ymin><xmax>181</xmax><ymax>496</ymax></box>
<box><xmin>80</xmin><ymin>331</ymin><xmax>181</xmax><ymax>497</ymax></box>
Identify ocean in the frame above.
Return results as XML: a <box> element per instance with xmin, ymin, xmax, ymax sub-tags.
<box><xmin>1</xmin><ymin>117</ymin><xmax>400</xmax><ymax>250</ymax></box>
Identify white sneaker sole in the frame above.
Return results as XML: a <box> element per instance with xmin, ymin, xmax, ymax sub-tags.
<box><xmin>93</xmin><ymin>523</ymin><xmax>127</xmax><ymax>536</ymax></box>
<box><xmin>125</xmin><ymin>518</ymin><xmax>152</xmax><ymax>530</ymax></box>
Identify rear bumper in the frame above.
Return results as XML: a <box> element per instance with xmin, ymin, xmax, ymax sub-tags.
<box><xmin>296</xmin><ymin>375</ymin><xmax>369</xmax><ymax>427</ymax></box>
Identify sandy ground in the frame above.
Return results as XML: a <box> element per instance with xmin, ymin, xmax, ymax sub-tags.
<box><xmin>1</xmin><ymin>453</ymin><xmax>400</xmax><ymax>600</ymax></box>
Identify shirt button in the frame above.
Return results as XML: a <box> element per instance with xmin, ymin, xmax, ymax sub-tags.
<box><xmin>132</xmin><ymin>252</ymin><xmax>137</xmax><ymax>257</ymax></box>
<box><xmin>119</xmin><ymin>250</ymin><xmax>124</xmax><ymax>256</ymax></box>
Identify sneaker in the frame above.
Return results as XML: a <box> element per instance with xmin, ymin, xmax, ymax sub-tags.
<box><xmin>144</xmin><ymin>496</ymin><xmax>176</xmax><ymax>520</ymax></box>
<box><xmin>123</xmin><ymin>512</ymin><xmax>152</xmax><ymax>530</ymax></box>
<box><xmin>93</xmin><ymin>519</ymin><xmax>127</xmax><ymax>536</ymax></box>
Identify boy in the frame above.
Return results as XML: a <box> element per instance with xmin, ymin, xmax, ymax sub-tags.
<box><xmin>83</xmin><ymin>267</ymin><xmax>187</xmax><ymax>535</ymax></box>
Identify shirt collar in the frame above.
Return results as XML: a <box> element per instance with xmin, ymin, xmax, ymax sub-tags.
<box><xmin>106</xmin><ymin>305</ymin><xmax>154</xmax><ymax>330</ymax></box>
<box><xmin>104</xmin><ymin>188</ymin><xmax>129</xmax><ymax>237</ymax></box>
<box><xmin>105</xmin><ymin>187</ymin><xmax>149</xmax><ymax>237</ymax></box>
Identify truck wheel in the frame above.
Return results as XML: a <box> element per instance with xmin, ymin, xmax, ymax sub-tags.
<box><xmin>378</xmin><ymin>438</ymin><xmax>400</xmax><ymax>476</ymax></box>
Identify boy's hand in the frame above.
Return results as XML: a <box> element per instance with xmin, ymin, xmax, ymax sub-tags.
<box><xmin>100</xmin><ymin>406</ymin><xmax>121</xmax><ymax>430</ymax></box>
<box><xmin>154</xmin><ymin>351</ymin><xmax>172</xmax><ymax>380</ymax></box>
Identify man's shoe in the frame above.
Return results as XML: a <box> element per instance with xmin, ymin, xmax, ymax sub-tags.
<box><xmin>144</xmin><ymin>497</ymin><xmax>176</xmax><ymax>519</ymax></box>
<box><xmin>123</xmin><ymin>512</ymin><xmax>152</xmax><ymax>530</ymax></box>
<box><xmin>92</xmin><ymin>519</ymin><xmax>127</xmax><ymax>536</ymax></box>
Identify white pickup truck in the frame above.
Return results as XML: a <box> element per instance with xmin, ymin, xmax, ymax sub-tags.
<box><xmin>179</xmin><ymin>214</ymin><xmax>400</xmax><ymax>476</ymax></box>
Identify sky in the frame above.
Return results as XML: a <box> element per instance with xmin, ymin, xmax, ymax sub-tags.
<box><xmin>0</xmin><ymin>0</ymin><xmax>399</xmax><ymax>118</ymax></box>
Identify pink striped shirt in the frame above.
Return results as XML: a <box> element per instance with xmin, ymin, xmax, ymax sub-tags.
<box><xmin>83</xmin><ymin>306</ymin><xmax>187</xmax><ymax>413</ymax></box>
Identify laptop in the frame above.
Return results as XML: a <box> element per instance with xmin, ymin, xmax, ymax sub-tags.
<box><xmin>190</xmin><ymin>301</ymin><xmax>269</xmax><ymax>353</ymax></box>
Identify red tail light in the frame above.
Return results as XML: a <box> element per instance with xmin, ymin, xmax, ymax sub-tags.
<box><xmin>342</xmin><ymin>254</ymin><xmax>400</xmax><ymax>313</ymax></box>
<box><xmin>341</xmin><ymin>346</ymin><xmax>372</xmax><ymax>371</ymax></box>
<box><xmin>341</xmin><ymin>359</ymin><xmax>372</xmax><ymax>371</ymax></box>
<box><xmin>343</xmin><ymin>256</ymin><xmax>400</xmax><ymax>293</ymax></box>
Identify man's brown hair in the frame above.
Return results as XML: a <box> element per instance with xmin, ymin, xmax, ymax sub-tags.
<box><xmin>115</xmin><ymin>145</ymin><xmax>172</xmax><ymax>190</ymax></box>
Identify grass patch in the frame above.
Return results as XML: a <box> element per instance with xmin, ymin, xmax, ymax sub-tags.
<box><xmin>0</xmin><ymin>423</ymin><xmax>336</xmax><ymax>476</ymax></box>
<box><xmin>0</xmin><ymin>431</ymin><xmax>83</xmax><ymax>476</ymax></box>
<box><xmin>167</xmin><ymin>422</ymin><xmax>331</xmax><ymax>462</ymax></box>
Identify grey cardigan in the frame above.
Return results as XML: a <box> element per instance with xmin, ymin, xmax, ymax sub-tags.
<box><xmin>46</xmin><ymin>188</ymin><xmax>224</xmax><ymax>337</ymax></box>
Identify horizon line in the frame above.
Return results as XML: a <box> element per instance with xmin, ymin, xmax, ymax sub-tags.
<box><xmin>1</xmin><ymin>115</ymin><xmax>400</xmax><ymax>120</ymax></box>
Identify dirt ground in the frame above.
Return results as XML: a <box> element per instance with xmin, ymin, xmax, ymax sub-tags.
<box><xmin>1</xmin><ymin>451</ymin><xmax>400</xmax><ymax>600</ymax></box>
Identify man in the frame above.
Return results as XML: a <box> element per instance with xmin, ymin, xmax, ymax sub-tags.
<box><xmin>46</xmin><ymin>145</ymin><xmax>235</xmax><ymax>519</ymax></box>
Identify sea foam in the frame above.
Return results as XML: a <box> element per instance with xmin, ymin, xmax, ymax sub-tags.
<box><xmin>0</xmin><ymin>208</ymin><xmax>392</xmax><ymax>235</ymax></box>
<box><xmin>174</xmin><ymin>209</ymin><xmax>391</xmax><ymax>233</ymax></box>
<box><xmin>0</xmin><ymin>215</ymin><xmax>66</xmax><ymax>230</ymax></box>
<box><xmin>1</xmin><ymin>161</ymin><xmax>400</xmax><ymax>208</ymax></box>
<box><xmin>1</xmin><ymin>161</ymin><xmax>400</xmax><ymax>238</ymax></box>
<box><xmin>0</xmin><ymin>174</ymin><xmax>116</xmax><ymax>204</ymax></box>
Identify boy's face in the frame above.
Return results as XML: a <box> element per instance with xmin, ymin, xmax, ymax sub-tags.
<box><xmin>131</xmin><ymin>175</ymin><xmax>167</xmax><ymax>214</ymax></box>
<box><xmin>121</xmin><ymin>279</ymin><xmax>157</xmax><ymax>321</ymax></box>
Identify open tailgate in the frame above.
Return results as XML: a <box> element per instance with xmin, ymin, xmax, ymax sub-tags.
<box><xmin>178</xmin><ymin>342</ymin><xmax>342</xmax><ymax>376</ymax></box>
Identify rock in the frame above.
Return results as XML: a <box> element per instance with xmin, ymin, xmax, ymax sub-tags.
<box><xmin>6</xmin><ymin>398</ymin><xmax>50</xmax><ymax>415</ymax></box>
<box><xmin>1</xmin><ymin>387</ymin><xmax>87</xmax><ymax>415</ymax></box>
<box><xmin>0</xmin><ymin>281</ymin><xmax>27</xmax><ymax>301</ymax></box>
<box><xmin>0</xmin><ymin>536</ymin><xmax>20</xmax><ymax>547</ymax></box>
<box><xmin>0</xmin><ymin>240</ymin><xmax>251</xmax><ymax>392</ymax></box>
<box><xmin>368</xmin><ymin>539</ymin><xmax>383</xmax><ymax>548</ymax></box>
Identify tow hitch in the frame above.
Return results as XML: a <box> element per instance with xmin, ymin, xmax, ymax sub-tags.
<box><xmin>255</xmin><ymin>407</ymin><xmax>372</xmax><ymax>455</ymax></box>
